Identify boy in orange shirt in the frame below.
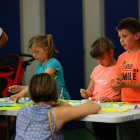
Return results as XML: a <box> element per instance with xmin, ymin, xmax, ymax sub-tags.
<box><xmin>110</xmin><ymin>17</ymin><xmax>140</xmax><ymax>103</ymax></box>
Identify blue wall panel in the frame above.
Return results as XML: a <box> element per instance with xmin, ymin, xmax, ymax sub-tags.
<box><xmin>0</xmin><ymin>1</ymin><xmax>21</xmax><ymax>56</ymax></box>
<box><xmin>45</xmin><ymin>0</ymin><xmax>84</xmax><ymax>100</ymax></box>
<box><xmin>105</xmin><ymin>0</ymin><xmax>139</xmax><ymax>60</ymax></box>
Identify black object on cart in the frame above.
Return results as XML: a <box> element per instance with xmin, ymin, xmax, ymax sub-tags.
<box><xmin>0</xmin><ymin>53</ymin><xmax>35</xmax><ymax>140</ymax></box>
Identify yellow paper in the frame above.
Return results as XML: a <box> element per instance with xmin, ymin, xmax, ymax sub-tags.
<box><xmin>0</xmin><ymin>106</ymin><xmax>21</xmax><ymax>110</ymax></box>
<box><xmin>0</xmin><ymin>102</ymin><xmax>33</xmax><ymax>110</ymax></box>
<box><xmin>99</xmin><ymin>107</ymin><xmax>128</xmax><ymax>112</ymax></box>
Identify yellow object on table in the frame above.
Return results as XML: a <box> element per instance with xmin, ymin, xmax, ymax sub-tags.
<box><xmin>0</xmin><ymin>101</ymin><xmax>33</xmax><ymax>110</ymax></box>
<box><xmin>100</xmin><ymin>105</ymin><xmax>129</xmax><ymax>112</ymax></box>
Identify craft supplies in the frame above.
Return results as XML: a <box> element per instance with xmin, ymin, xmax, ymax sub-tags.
<box><xmin>11</xmin><ymin>88</ymin><xmax>14</xmax><ymax>93</ymax></box>
<box><xmin>85</xmin><ymin>93</ymin><xmax>89</xmax><ymax>98</ymax></box>
<box><xmin>59</xmin><ymin>88</ymin><xmax>64</xmax><ymax>99</ymax></box>
<box><xmin>97</xmin><ymin>100</ymin><xmax>100</xmax><ymax>104</ymax></box>
<box><xmin>89</xmin><ymin>97</ymin><xmax>92</xmax><ymax>101</ymax></box>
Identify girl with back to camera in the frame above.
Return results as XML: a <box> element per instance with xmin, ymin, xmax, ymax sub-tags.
<box><xmin>9</xmin><ymin>34</ymin><xmax>70</xmax><ymax>102</ymax></box>
<box><xmin>80</xmin><ymin>37</ymin><xmax>121</xmax><ymax>103</ymax></box>
<box><xmin>15</xmin><ymin>73</ymin><xmax>101</xmax><ymax>140</ymax></box>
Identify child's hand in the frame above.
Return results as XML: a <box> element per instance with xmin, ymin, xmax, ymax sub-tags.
<box><xmin>9</xmin><ymin>92</ymin><xmax>25</xmax><ymax>103</ymax></box>
<box><xmin>9</xmin><ymin>85</ymin><xmax>21</xmax><ymax>93</ymax></box>
<box><xmin>80</xmin><ymin>89</ymin><xmax>88</xmax><ymax>98</ymax></box>
<box><xmin>98</xmin><ymin>96</ymin><xmax>111</xmax><ymax>102</ymax></box>
<box><xmin>115</xmin><ymin>75</ymin><xmax>122</xmax><ymax>84</ymax></box>
<box><xmin>110</xmin><ymin>80</ymin><xmax>125</xmax><ymax>91</ymax></box>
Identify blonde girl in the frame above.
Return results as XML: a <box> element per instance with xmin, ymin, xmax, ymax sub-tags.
<box><xmin>9</xmin><ymin>34</ymin><xmax>70</xmax><ymax>102</ymax></box>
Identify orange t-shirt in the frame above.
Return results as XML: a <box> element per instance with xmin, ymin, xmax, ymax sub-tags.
<box><xmin>90</xmin><ymin>64</ymin><xmax>120</xmax><ymax>101</ymax></box>
<box><xmin>116</xmin><ymin>49</ymin><xmax>140</xmax><ymax>103</ymax></box>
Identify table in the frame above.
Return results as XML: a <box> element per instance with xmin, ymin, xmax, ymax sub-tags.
<box><xmin>1</xmin><ymin>102</ymin><xmax>140</xmax><ymax>140</ymax></box>
<box><xmin>76</xmin><ymin>108</ymin><xmax>140</xmax><ymax>140</ymax></box>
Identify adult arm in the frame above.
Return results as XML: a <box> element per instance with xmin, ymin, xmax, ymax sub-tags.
<box><xmin>0</xmin><ymin>29</ymin><xmax>8</xmax><ymax>49</ymax></box>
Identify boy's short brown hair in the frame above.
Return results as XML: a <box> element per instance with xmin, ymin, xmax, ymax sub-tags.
<box><xmin>116</xmin><ymin>17</ymin><xmax>140</xmax><ymax>34</ymax></box>
<box><xmin>90</xmin><ymin>37</ymin><xmax>114</xmax><ymax>58</ymax></box>
<box><xmin>29</xmin><ymin>73</ymin><xmax>58</xmax><ymax>103</ymax></box>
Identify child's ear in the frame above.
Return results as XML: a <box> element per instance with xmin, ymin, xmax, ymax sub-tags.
<box><xmin>110</xmin><ymin>49</ymin><xmax>114</xmax><ymax>56</ymax></box>
<box><xmin>135</xmin><ymin>32</ymin><xmax>140</xmax><ymax>40</ymax></box>
<box><xmin>45</xmin><ymin>47</ymin><xmax>49</xmax><ymax>53</ymax></box>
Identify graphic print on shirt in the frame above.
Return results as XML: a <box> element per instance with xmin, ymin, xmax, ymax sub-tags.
<box><xmin>121</xmin><ymin>60</ymin><xmax>140</xmax><ymax>82</ymax></box>
<box><xmin>53</xmin><ymin>74</ymin><xmax>58</xmax><ymax>80</ymax></box>
<box><xmin>95</xmin><ymin>75</ymin><xmax>107</xmax><ymax>85</ymax></box>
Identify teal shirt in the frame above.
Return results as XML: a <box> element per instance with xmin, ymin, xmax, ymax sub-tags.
<box><xmin>35</xmin><ymin>58</ymin><xmax>70</xmax><ymax>100</ymax></box>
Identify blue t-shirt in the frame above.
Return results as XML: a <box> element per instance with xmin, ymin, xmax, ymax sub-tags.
<box><xmin>35</xmin><ymin>57</ymin><xmax>70</xmax><ymax>100</ymax></box>
<box><xmin>15</xmin><ymin>104</ymin><xmax>64</xmax><ymax>140</ymax></box>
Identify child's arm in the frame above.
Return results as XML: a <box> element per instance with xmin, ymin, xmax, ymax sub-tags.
<box><xmin>52</xmin><ymin>102</ymin><xmax>101</xmax><ymax>131</ymax></box>
<box><xmin>44</xmin><ymin>67</ymin><xmax>56</xmax><ymax>75</ymax></box>
<box><xmin>98</xmin><ymin>95</ymin><xmax>121</xmax><ymax>102</ymax></box>
<box><xmin>110</xmin><ymin>80</ymin><xmax>140</xmax><ymax>91</ymax></box>
<box><xmin>9</xmin><ymin>68</ymin><xmax>56</xmax><ymax>102</ymax></box>
<box><xmin>9</xmin><ymin>86</ymin><xmax>29</xmax><ymax>103</ymax></box>
<box><xmin>9</xmin><ymin>85</ymin><xmax>27</xmax><ymax>93</ymax></box>
<box><xmin>80</xmin><ymin>79</ymin><xmax>94</xmax><ymax>98</ymax></box>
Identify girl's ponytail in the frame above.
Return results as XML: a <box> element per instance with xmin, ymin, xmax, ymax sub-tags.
<box><xmin>46</xmin><ymin>34</ymin><xmax>58</xmax><ymax>59</ymax></box>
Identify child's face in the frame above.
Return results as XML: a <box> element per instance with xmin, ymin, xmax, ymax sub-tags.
<box><xmin>118</xmin><ymin>29</ymin><xmax>140</xmax><ymax>51</ymax></box>
<box><xmin>96</xmin><ymin>51</ymin><xmax>113</xmax><ymax>67</ymax></box>
<box><xmin>31</xmin><ymin>44</ymin><xmax>48</xmax><ymax>65</ymax></box>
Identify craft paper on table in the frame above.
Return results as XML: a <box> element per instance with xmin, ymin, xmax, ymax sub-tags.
<box><xmin>0</xmin><ymin>101</ymin><xmax>33</xmax><ymax>110</ymax></box>
<box><xmin>117</xmin><ymin>105</ymin><xmax>140</xmax><ymax>109</ymax></box>
<box><xmin>57</xmin><ymin>99</ymin><xmax>81</xmax><ymax>106</ymax></box>
<box><xmin>0</xmin><ymin>106</ymin><xmax>21</xmax><ymax>110</ymax></box>
<box><xmin>0</xmin><ymin>103</ymin><xmax>15</xmax><ymax>107</ymax></box>
<box><xmin>100</xmin><ymin>106</ymin><xmax>129</xmax><ymax>112</ymax></box>
<box><xmin>106</xmin><ymin>101</ymin><xmax>131</xmax><ymax>107</ymax></box>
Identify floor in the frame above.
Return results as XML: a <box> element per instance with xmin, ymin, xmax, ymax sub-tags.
<box><xmin>64</xmin><ymin>122</ymin><xmax>96</xmax><ymax>140</ymax></box>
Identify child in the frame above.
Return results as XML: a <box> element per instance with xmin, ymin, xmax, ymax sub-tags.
<box><xmin>109</xmin><ymin>17</ymin><xmax>140</xmax><ymax>140</ymax></box>
<box><xmin>9</xmin><ymin>34</ymin><xmax>70</xmax><ymax>102</ymax></box>
<box><xmin>80</xmin><ymin>37</ymin><xmax>121</xmax><ymax>102</ymax></box>
<box><xmin>110</xmin><ymin>17</ymin><xmax>140</xmax><ymax>103</ymax></box>
<box><xmin>80</xmin><ymin>37</ymin><xmax>121</xmax><ymax>140</ymax></box>
<box><xmin>15</xmin><ymin>73</ymin><xmax>101</xmax><ymax>140</ymax></box>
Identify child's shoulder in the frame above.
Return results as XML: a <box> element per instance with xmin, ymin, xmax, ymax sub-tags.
<box><xmin>48</xmin><ymin>57</ymin><xmax>61</xmax><ymax>65</ymax></box>
<box><xmin>48</xmin><ymin>57</ymin><xmax>60</xmax><ymax>63</ymax></box>
<box><xmin>118</xmin><ymin>50</ymin><xmax>128</xmax><ymax>59</ymax></box>
<box><xmin>92</xmin><ymin>65</ymin><xmax>103</xmax><ymax>73</ymax></box>
<box><xmin>94</xmin><ymin>64</ymin><xmax>101</xmax><ymax>69</ymax></box>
